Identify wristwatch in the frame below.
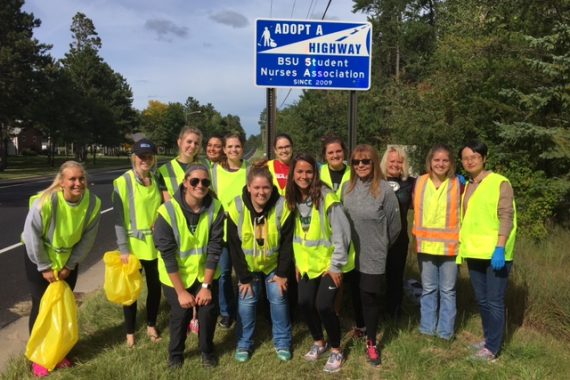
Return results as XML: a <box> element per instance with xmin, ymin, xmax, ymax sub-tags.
<box><xmin>201</xmin><ymin>283</ymin><xmax>211</xmax><ymax>289</ymax></box>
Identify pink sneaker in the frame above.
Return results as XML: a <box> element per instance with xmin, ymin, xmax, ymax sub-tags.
<box><xmin>366</xmin><ymin>340</ymin><xmax>381</xmax><ymax>367</ymax></box>
<box><xmin>56</xmin><ymin>357</ymin><xmax>73</xmax><ymax>369</ymax></box>
<box><xmin>32</xmin><ymin>363</ymin><xmax>50</xmax><ymax>377</ymax></box>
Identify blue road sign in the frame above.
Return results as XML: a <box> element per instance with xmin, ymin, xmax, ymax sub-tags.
<box><xmin>255</xmin><ymin>19</ymin><xmax>372</xmax><ymax>90</ymax></box>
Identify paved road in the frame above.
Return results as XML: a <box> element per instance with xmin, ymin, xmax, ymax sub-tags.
<box><xmin>0</xmin><ymin>167</ymin><xmax>129</xmax><ymax>328</ymax></box>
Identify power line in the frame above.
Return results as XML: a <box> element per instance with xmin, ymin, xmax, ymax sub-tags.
<box><xmin>290</xmin><ymin>0</ymin><xmax>297</xmax><ymax>18</ymax></box>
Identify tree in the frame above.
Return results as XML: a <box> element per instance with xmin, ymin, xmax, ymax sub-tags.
<box><xmin>0</xmin><ymin>0</ymin><xmax>51</xmax><ymax>170</ymax></box>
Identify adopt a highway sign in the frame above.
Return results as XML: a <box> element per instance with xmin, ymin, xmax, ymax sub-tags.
<box><xmin>255</xmin><ymin>19</ymin><xmax>372</xmax><ymax>90</ymax></box>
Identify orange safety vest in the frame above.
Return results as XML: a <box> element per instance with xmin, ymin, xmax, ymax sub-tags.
<box><xmin>412</xmin><ymin>175</ymin><xmax>460</xmax><ymax>256</ymax></box>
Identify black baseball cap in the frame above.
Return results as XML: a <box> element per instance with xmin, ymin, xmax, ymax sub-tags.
<box><xmin>132</xmin><ymin>139</ymin><xmax>157</xmax><ymax>156</ymax></box>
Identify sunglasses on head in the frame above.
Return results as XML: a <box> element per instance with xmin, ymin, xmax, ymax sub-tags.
<box><xmin>188</xmin><ymin>178</ymin><xmax>211</xmax><ymax>187</ymax></box>
<box><xmin>351</xmin><ymin>158</ymin><xmax>372</xmax><ymax>166</ymax></box>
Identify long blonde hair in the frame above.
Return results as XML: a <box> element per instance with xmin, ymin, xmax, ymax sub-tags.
<box><xmin>380</xmin><ymin>145</ymin><xmax>410</xmax><ymax>180</ymax></box>
<box><xmin>38</xmin><ymin>161</ymin><xmax>87</xmax><ymax>207</ymax></box>
<box><xmin>346</xmin><ymin>144</ymin><xmax>383</xmax><ymax>198</ymax></box>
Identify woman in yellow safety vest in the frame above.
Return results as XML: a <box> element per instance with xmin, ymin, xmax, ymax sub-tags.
<box><xmin>226</xmin><ymin>160</ymin><xmax>295</xmax><ymax>363</ymax></box>
<box><xmin>22</xmin><ymin>161</ymin><xmax>101</xmax><ymax>377</ymax></box>
<box><xmin>341</xmin><ymin>144</ymin><xmax>401</xmax><ymax>368</ymax></box>
<box><xmin>412</xmin><ymin>144</ymin><xmax>461</xmax><ymax>341</ymax></box>
<box><xmin>157</xmin><ymin>126</ymin><xmax>205</xmax><ymax>201</ymax></box>
<box><xmin>458</xmin><ymin>140</ymin><xmax>517</xmax><ymax>361</ymax></box>
<box><xmin>267</xmin><ymin>133</ymin><xmax>293</xmax><ymax>196</ymax></box>
<box><xmin>285</xmin><ymin>153</ymin><xmax>352</xmax><ymax>374</ymax></box>
<box><xmin>112</xmin><ymin>139</ymin><xmax>162</xmax><ymax>347</ymax></box>
<box><xmin>210</xmin><ymin>133</ymin><xmax>249</xmax><ymax>328</ymax></box>
<box><xmin>320</xmin><ymin>135</ymin><xmax>351</xmax><ymax>200</ymax></box>
<box><xmin>153</xmin><ymin>164</ymin><xmax>225</xmax><ymax>368</ymax></box>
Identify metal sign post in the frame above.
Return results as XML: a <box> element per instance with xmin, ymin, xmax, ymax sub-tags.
<box><xmin>266</xmin><ymin>88</ymin><xmax>276</xmax><ymax>159</ymax></box>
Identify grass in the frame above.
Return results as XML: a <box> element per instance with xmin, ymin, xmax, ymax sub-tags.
<box><xmin>2</xmin><ymin>230</ymin><xmax>570</xmax><ymax>379</ymax></box>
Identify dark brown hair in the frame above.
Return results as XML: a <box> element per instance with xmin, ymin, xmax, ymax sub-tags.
<box><xmin>285</xmin><ymin>153</ymin><xmax>323</xmax><ymax>212</ymax></box>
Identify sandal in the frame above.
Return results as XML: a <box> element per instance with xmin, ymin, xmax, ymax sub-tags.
<box><xmin>147</xmin><ymin>326</ymin><xmax>161</xmax><ymax>343</ymax></box>
<box><xmin>126</xmin><ymin>334</ymin><xmax>136</xmax><ymax>348</ymax></box>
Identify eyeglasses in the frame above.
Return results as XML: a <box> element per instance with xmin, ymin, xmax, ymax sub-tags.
<box><xmin>461</xmin><ymin>154</ymin><xmax>482</xmax><ymax>163</ymax></box>
<box><xmin>351</xmin><ymin>159</ymin><xmax>372</xmax><ymax>166</ymax></box>
<box><xmin>188</xmin><ymin>178</ymin><xmax>211</xmax><ymax>187</ymax></box>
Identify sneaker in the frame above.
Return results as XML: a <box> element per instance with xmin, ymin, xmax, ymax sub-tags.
<box><xmin>218</xmin><ymin>315</ymin><xmax>234</xmax><ymax>329</ymax></box>
<box><xmin>323</xmin><ymin>351</ymin><xmax>343</xmax><ymax>373</ymax></box>
<box><xmin>366</xmin><ymin>340</ymin><xmax>381</xmax><ymax>367</ymax></box>
<box><xmin>471</xmin><ymin>347</ymin><xmax>497</xmax><ymax>362</ymax></box>
<box><xmin>276</xmin><ymin>348</ymin><xmax>292</xmax><ymax>362</ymax></box>
<box><xmin>201</xmin><ymin>352</ymin><xmax>218</xmax><ymax>368</ymax></box>
<box><xmin>352</xmin><ymin>326</ymin><xmax>366</xmax><ymax>339</ymax></box>
<box><xmin>56</xmin><ymin>357</ymin><xmax>73</xmax><ymax>369</ymax></box>
<box><xmin>304</xmin><ymin>343</ymin><xmax>329</xmax><ymax>361</ymax></box>
<box><xmin>32</xmin><ymin>363</ymin><xmax>49</xmax><ymax>378</ymax></box>
<box><xmin>235</xmin><ymin>349</ymin><xmax>250</xmax><ymax>363</ymax></box>
<box><xmin>469</xmin><ymin>340</ymin><xmax>486</xmax><ymax>351</ymax></box>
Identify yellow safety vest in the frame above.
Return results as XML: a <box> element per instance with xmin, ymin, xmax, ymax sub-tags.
<box><xmin>156</xmin><ymin>197</ymin><xmax>222</xmax><ymax>288</ymax></box>
<box><xmin>210</xmin><ymin>161</ymin><xmax>249</xmax><ymax>208</ymax></box>
<box><xmin>29</xmin><ymin>190</ymin><xmax>101</xmax><ymax>271</ymax></box>
<box><xmin>158</xmin><ymin>157</ymin><xmax>207</xmax><ymax>197</ymax></box>
<box><xmin>293</xmin><ymin>190</ymin><xmax>355</xmax><ymax>279</ymax></box>
<box><xmin>113</xmin><ymin>170</ymin><xmax>161</xmax><ymax>260</ymax></box>
<box><xmin>412</xmin><ymin>175</ymin><xmax>461</xmax><ymax>256</ymax></box>
<box><xmin>268</xmin><ymin>159</ymin><xmax>287</xmax><ymax>196</ymax></box>
<box><xmin>227</xmin><ymin>195</ymin><xmax>290</xmax><ymax>274</ymax></box>
<box><xmin>320</xmin><ymin>164</ymin><xmax>351</xmax><ymax>200</ymax></box>
<box><xmin>459</xmin><ymin>173</ymin><xmax>517</xmax><ymax>261</ymax></box>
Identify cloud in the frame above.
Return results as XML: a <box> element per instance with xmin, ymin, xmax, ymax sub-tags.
<box><xmin>144</xmin><ymin>18</ymin><xmax>188</xmax><ymax>41</ymax></box>
<box><xmin>209</xmin><ymin>10</ymin><xmax>248</xmax><ymax>28</ymax></box>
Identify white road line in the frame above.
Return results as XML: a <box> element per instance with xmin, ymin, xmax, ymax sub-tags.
<box><xmin>0</xmin><ymin>207</ymin><xmax>114</xmax><ymax>255</ymax></box>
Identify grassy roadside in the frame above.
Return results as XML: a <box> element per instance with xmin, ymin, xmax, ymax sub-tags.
<box><xmin>0</xmin><ymin>155</ymin><xmax>171</xmax><ymax>181</ymax></box>
<box><xmin>2</xmin><ymin>231</ymin><xmax>569</xmax><ymax>379</ymax></box>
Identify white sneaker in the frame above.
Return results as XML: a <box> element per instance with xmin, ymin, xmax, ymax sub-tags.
<box><xmin>323</xmin><ymin>351</ymin><xmax>343</xmax><ymax>373</ymax></box>
<box><xmin>304</xmin><ymin>343</ymin><xmax>329</xmax><ymax>361</ymax></box>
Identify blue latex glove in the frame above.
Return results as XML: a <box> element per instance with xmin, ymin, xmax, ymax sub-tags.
<box><xmin>491</xmin><ymin>247</ymin><xmax>506</xmax><ymax>270</ymax></box>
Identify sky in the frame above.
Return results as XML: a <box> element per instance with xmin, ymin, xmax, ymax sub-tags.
<box><xmin>23</xmin><ymin>0</ymin><xmax>370</xmax><ymax>136</ymax></box>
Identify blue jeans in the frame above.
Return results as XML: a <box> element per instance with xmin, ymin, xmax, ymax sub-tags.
<box><xmin>236</xmin><ymin>272</ymin><xmax>292</xmax><ymax>351</ymax></box>
<box><xmin>418</xmin><ymin>253</ymin><xmax>458</xmax><ymax>340</ymax></box>
<box><xmin>218</xmin><ymin>247</ymin><xmax>236</xmax><ymax>318</ymax></box>
<box><xmin>467</xmin><ymin>259</ymin><xmax>512</xmax><ymax>355</ymax></box>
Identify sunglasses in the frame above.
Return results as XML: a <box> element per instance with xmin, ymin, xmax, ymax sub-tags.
<box><xmin>188</xmin><ymin>178</ymin><xmax>211</xmax><ymax>187</ymax></box>
<box><xmin>351</xmin><ymin>159</ymin><xmax>372</xmax><ymax>166</ymax></box>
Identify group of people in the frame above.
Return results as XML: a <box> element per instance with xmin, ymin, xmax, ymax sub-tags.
<box><xmin>21</xmin><ymin>126</ymin><xmax>517</xmax><ymax>376</ymax></box>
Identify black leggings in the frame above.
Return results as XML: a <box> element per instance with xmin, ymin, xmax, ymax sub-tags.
<box><xmin>123</xmin><ymin>258</ymin><xmax>161</xmax><ymax>334</ymax></box>
<box><xmin>359</xmin><ymin>272</ymin><xmax>385</xmax><ymax>344</ymax></box>
<box><xmin>25</xmin><ymin>254</ymin><xmax>78</xmax><ymax>333</ymax></box>
<box><xmin>297</xmin><ymin>274</ymin><xmax>341</xmax><ymax>349</ymax></box>
<box><xmin>385</xmin><ymin>237</ymin><xmax>409</xmax><ymax>317</ymax></box>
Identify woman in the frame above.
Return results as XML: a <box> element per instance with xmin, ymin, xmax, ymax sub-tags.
<box><xmin>268</xmin><ymin>133</ymin><xmax>293</xmax><ymax>196</ymax></box>
<box><xmin>342</xmin><ymin>145</ymin><xmax>401</xmax><ymax>367</ymax></box>
<box><xmin>210</xmin><ymin>133</ymin><xmax>249</xmax><ymax>328</ymax></box>
<box><xmin>112</xmin><ymin>139</ymin><xmax>162</xmax><ymax>347</ymax></box>
<box><xmin>412</xmin><ymin>144</ymin><xmax>461</xmax><ymax>340</ymax></box>
<box><xmin>457</xmin><ymin>141</ymin><xmax>516</xmax><ymax>361</ymax></box>
<box><xmin>158</xmin><ymin>126</ymin><xmax>205</xmax><ymax>201</ymax></box>
<box><xmin>380</xmin><ymin>146</ymin><xmax>415</xmax><ymax>319</ymax></box>
<box><xmin>22</xmin><ymin>161</ymin><xmax>101</xmax><ymax>377</ymax></box>
<box><xmin>285</xmin><ymin>153</ymin><xmax>351</xmax><ymax>374</ymax></box>
<box><xmin>153</xmin><ymin>165</ymin><xmax>225</xmax><ymax>368</ymax></box>
<box><xmin>205</xmin><ymin>134</ymin><xmax>223</xmax><ymax>167</ymax></box>
<box><xmin>227</xmin><ymin>160</ymin><xmax>294</xmax><ymax>362</ymax></box>
<box><xmin>320</xmin><ymin>135</ymin><xmax>350</xmax><ymax>200</ymax></box>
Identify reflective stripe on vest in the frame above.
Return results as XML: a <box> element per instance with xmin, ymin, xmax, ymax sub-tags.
<box><xmin>158</xmin><ymin>158</ymin><xmax>185</xmax><ymax>196</ymax></box>
<box><xmin>412</xmin><ymin>175</ymin><xmax>460</xmax><ymax>256</ymax></box>
<box><xmin>211</xmin><ymin>161</ymin><xmax>249</xmax><ymax>207</ymax></box>
<box><xmin>123</xmin><ymin>171</ymin><xmax>156</xmax><ymax>240</ymax></box>
<box><xmin>163</xmin><ymin>201</ymin><xmax>214</xmax><ymax>259</ymax></box>
<box><xmin>459</xmin><ymin>173</ymin><xmax>517</xmax><ymax>260</ymax></box>
<box><xmin>320</xmin><ymin>164</ymin><xmax>351</xmax><ymax>200</ymax></box>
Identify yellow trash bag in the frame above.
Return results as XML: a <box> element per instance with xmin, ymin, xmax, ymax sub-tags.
<box><xmin>25</xmin><ymin>279</ymin><xmax>78</xmax><ymax>371</ymax></box>
<box><xmin>103</xmin><ymin>251</ymin><xmax>142</xmax><ymax>306</ymax></box>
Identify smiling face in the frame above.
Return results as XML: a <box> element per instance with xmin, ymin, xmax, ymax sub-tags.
<box><xmin>386</xmin><ymin>151</ymin><xmax>403</xmax><ymax>178</ymax></box>
<box><xmin>325</xmin><ymin>142</ymin><xmax>345</xmax><ymax>170</ymax></box>
<box><xmin>352</xmin><ymin>152</ymin><xmax>374</xmax><ymax>180</ymax></box>
<box><xmin>223</xmin><ymin>137</ymin><xmax>244</xmax><ymax>163</ymax></box>
<box><xmin>178</xmin><ymin>132</ymin><xmax>201</xmax><ymax>163</ymax></box>
<box><xmin>134</xmin><ymin>153</ymin><xmax>154</xmax><ymax>175</ymax></box>
<box><xmin>60</xmin><ymin>166</ymin><xmax>86</xmax><ymax>202</ymax></box>
<box><xmin>430</xmin><ymin>150</ymin><xmax>451</xmax><ymax>180</ymax></box>
<box><xmin>247</xmin><ymin>176</ymin><xmax>273</xmax><ymax>210</ymax></box>
<box><xmin>206</xmin><ymin>137</ymin><xmax>223</xmax><ymax>162</ymax></box>
<box><xmin>461</xmin><ymin>147</ymin><xmax>486</xmax><ymax>177</ymax></box>
<box><xmin>183</xmin><ymin>169</ymin><xmax>210</xmax><ymax>204</ymax></box>
<box><xmin>274</xmin><ymin>137</ymin><xmax>293</xmax><ymax>164</ymax></box>
<box><xmin>293</xmin><ymin>160</ymin><xmax>314</xmax><ymax>195</ymax></box>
